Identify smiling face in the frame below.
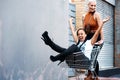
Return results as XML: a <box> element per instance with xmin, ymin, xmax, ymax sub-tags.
<box><xmin>77</xmin><ymin>29</ymin><xmax>87</xmax><ymax>42</ymax></box>
<box><xmin>88</xmin><ymin>1</ymin><xmax>96</xmax><ymax>13</ymax></box>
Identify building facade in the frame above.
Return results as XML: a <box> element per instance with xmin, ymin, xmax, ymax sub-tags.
<box><xmin>69</xmin><ymin>0</ymin><xmax>115</xmax><ymax>68</ymax></box>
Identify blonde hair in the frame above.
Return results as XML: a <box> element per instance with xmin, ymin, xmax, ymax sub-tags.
<box><xmin>88</xmin><ymin>0</ymin><xmax>96</xmax><ymax>4</ymax></box>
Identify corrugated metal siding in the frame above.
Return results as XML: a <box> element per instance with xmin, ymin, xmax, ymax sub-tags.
<box><xmin>96</xmin><ymin>0</ymin><xmax>114</xmax><ymax>68</ymax></box>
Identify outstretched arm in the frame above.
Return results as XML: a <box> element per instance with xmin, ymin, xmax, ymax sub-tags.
<box><xmin>69</xmin><ymin>18</ymin><xmax>78</xmax><ymax>43</ymax></box>
<box><xmin>91</xmin><ymin>16</ymin><xmax>110</xmax><ymax>45</ymax></box>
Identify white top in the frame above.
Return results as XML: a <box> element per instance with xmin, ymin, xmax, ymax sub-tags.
<box><xmin>78</xmin><ymin>40</ymin><xmax>93</xmax><ymax>60</ymax></box>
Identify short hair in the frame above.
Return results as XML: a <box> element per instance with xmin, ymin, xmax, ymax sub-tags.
<box><xmin>88</xmin><ymin>0</ymin><xmax>96</xmax><ymax>4</ymax></box>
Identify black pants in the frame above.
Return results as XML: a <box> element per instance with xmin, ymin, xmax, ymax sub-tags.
<box><xmin>47</xmin><ymin>40</ymin><xmax>99</xmax><ymax>75</ymax></box>
<box><xmin>95</xmin><ymin>61</ymin><xmax>99</xmax><ymax>76</ymax></box>
<box><xmin>48</xmin><ymin>40</ymin><xmax>80</xmax><ymax>55</ymax></box>
<box><xmin>86</xmin><ymin>33</ymin><xmax>101</xmax><ymax>42</ymax></box>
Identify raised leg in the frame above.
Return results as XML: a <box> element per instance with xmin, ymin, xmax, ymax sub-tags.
<box><xmin>41</xmin><ymin>31</ymin><xmax>66</xmax><ymax>53</ymax></box>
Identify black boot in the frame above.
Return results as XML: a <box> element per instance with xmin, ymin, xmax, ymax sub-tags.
<box><xmin>41</xmin><ymin>31</ymin><xmax>52</xmax><ymax>45</ymax></box>
<box><xmin>50</xmin><ymin>54</ymin><xmax>65</xmax><ymax>65</ymax></box>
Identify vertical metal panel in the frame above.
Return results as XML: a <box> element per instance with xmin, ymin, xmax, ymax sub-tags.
<box><xmin>69</xmin><ymin>3</ymin><xmax>76</xmax><ymax>46</ymax></box>
<box><xmin>68</xmin><ymin>3</ymin><xmax>76</xmax><ymax>77</ymax></box>
<box><xmin>96</xmin><ymin>0</ymin><xmax>114</xmax><ymax>68</ymax></box>
<box><xmin>104</xmin><ymin>0</ymin><xmax>115</xmax><ymax>6</ymax></box>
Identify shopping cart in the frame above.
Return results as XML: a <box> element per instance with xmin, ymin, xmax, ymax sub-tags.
<box><xmin>65</xmin><ymin>43</ymin><xmax>103</xmax><ymax>80</ymax></box>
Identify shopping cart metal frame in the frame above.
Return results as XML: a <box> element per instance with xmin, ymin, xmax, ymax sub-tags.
<box><xmin>66</xmin><ymin>43</ymin><xmax>104</xmax><ymax>80</ymax></box>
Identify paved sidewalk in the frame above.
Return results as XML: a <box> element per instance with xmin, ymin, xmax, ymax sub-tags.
<box><xmin>68</xmin><ymin>68</ymin><xmax>120</xmax><ymax>80</ymax></box>
<box><xmin>110</xmin><ymin>74</ymin><xmax>120</xmax><ymax>78</ymax></box>
<box><xmin>69</xmin><ymin>76</ymin><xmax>120</xmax><ymax>80</ymax></box>
<box><xmin>68</xmin><ymin>73</ymin><xmax>120</xmax><ymax>80</ymax></box>
<box><xmin>99</xmin><ymin>77</ymin><xmax>120</xmax><ymax>80</ymax></box>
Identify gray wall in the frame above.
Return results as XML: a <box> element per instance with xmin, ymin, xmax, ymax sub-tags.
<box><xmin>0</xmin><ymin>0</ymin><xmax>69</xmax><ymax>80</ymax></box>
